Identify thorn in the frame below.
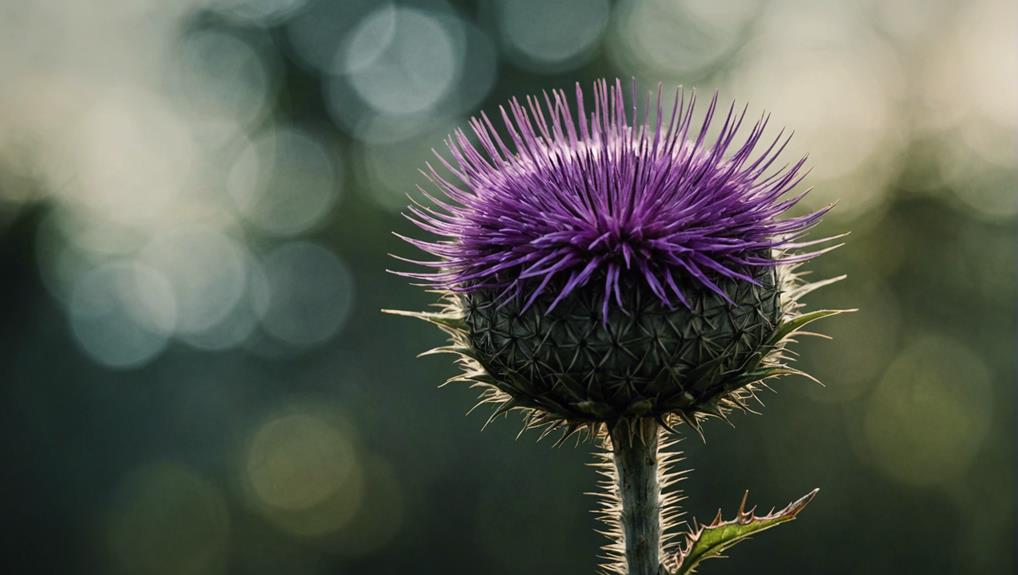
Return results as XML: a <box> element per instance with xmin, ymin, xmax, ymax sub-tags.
<box><xmin>480</xmin><ymin>400</ymin><xmax>517</xmax><ymax>430</ymax></box>
<box><xmin>657</xmin><ymin>415</ymin><xmax>681</xmax><ymax>436</ymax></box>
<box><xmin>676</xmin><ymin>411</ymin><xmax>706</xmax><ymax>442</ymax></box>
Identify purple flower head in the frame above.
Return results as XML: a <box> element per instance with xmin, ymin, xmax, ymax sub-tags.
<box><xmin>396</xmin><ymin>79</ymin><xmax>833</xmax><ymax>315</ymax></box>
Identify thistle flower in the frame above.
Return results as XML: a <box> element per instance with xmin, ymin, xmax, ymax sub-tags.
<box><xmin>393</xmin><ymin>79</ymin><xmax>842</xmax><ymax>433</ymax></box>
<box><xmin>389</xmin><ymin>79</ymin><xmax>848</xmax><ymax>575</ymax></box>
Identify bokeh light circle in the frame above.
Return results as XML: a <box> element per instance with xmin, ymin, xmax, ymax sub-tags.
<box><xmin>862</xmin><ymin>336</ymin><xmax>993</xmax><ymax>487</ymax></box>
<box><xmin>138</xmin><ymin>226</ymin><xmax>248</xmax><ymax>336</ymax></box>
<box><xmin>258</xmin><ymin>242</ymin><xmax>354</xmax><ymax>347</ymax></box>
<box><xmin>342</xmin><ymin>7</ymin><xmax>459</xmax><ymax>116</ymax></box>
<box><xmin>172</xmin><ymin>29</ymin><xmax>274</xmax><ymax>131</ymax></box>
<box><xmin>610</xmin><ymin>0</ymin><xmax>762</xmax><ymax>77</ymax></box>
<box><xmin>242</xmin><ymin>404</ymin><xmax>367</xmax><ymax>538</ymax></box>
<box><xmin>247</xmin><ymin>412</ymin><xmax>357</xmax><ymax>511</ymax></box>
<box><xmin>321</xmin><ymin>7</ymin><xmax>494</xmax><ymax>145</ymax></box>
<box><xmin>498</xmin><ymin>0</ymin><xmax>610</xmax><ymax>72</ymax></box>
<box><xmin>227</xmin><ymin>125</ymin><xmax>340</xmax><ymax>237</ymax></box>
<box><xmin>178</xmin><ymin>252</ymin><xmax>267</xmax><ymax>351</ymax></box>
<box><xmin>69</xmin><ymin>262</ymin><xmax>176</xmax><ymax>369</ymax></box>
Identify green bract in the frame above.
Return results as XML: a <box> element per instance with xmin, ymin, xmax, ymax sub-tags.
<box><xmin>463</xmin><ymin>265</ymin><xmax>781</xmax><ymax>422</ymax></box>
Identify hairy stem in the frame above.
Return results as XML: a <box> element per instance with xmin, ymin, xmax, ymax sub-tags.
<box><xmin>610</xmin><ymin>419</ymin><xmax>662</xmax><ymax>575</ymax></box>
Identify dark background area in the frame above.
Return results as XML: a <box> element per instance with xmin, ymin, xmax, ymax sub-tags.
<box><xmin>0</xmin><ymin>0</ymin><xmax>1015</xmax><ymax>574</ymax></box>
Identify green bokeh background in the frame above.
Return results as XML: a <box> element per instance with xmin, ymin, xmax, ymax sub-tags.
<box><xmin>1</xmin><ymin>1</ymin><xmax>1014</xmax><ymax>574</ymax></box>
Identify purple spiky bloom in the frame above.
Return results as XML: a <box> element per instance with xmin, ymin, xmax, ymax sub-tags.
<box><xmin>388</xmin><ymin>77</ymin><xmax>847</xmax><ymax>428</ymax></box>
<box><xmin>397</xmin><ymin>79</ymin><xmax>831</xmax><ymax>315</ymax></box>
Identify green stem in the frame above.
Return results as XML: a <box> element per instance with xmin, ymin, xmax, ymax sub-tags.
<box><xmin>610</xmin><ymin>419</ymin><xmax>662</xmax><ymax>575</ymax></box>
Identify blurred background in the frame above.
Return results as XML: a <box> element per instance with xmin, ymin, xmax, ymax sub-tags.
<box><xmin>0</xmin><ymin>0</ymin><xmax>1014</xmax><ymax>573</ymax></box>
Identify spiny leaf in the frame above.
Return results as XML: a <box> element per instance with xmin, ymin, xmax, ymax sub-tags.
<box><xmin>769</xmin><ymin>309</ymin><xmax>853</xmax><ymax>346</ymax></box>
<box><xmin>382</xmin><ymin>308</ymin><xmax>467</xmax><ymax>330</ymax></box>
<box><xmin>723</xmin><ymin>365</ymin><xmax>819</xmax><ymax>390</ymax></box>
<box><xmin>670</xmin><ymin>488</ymin><xmax>819</xmax><ymax>575</ymax></box>
<box><xmin>783</xmin><ymin>273</ymin><xmax>847</xmax><ymax>302</ymax></box>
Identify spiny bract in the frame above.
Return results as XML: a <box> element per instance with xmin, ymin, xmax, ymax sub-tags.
<box><xmin>390</xmin><ymin>79</ymin><xmax>844</xmax><ymax>436</ymax></box>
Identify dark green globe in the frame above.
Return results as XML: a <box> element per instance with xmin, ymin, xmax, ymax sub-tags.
<box><xmin>461</xmin><ymin>265</ymin><xmax>783</xmax><ymax>423</ymax></box>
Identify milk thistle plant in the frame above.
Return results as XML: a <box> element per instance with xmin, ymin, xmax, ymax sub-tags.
<box><xmin>389</xmin><ymin>79</ymin><xmax>848</xmax><ymax>575</ymax></box>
